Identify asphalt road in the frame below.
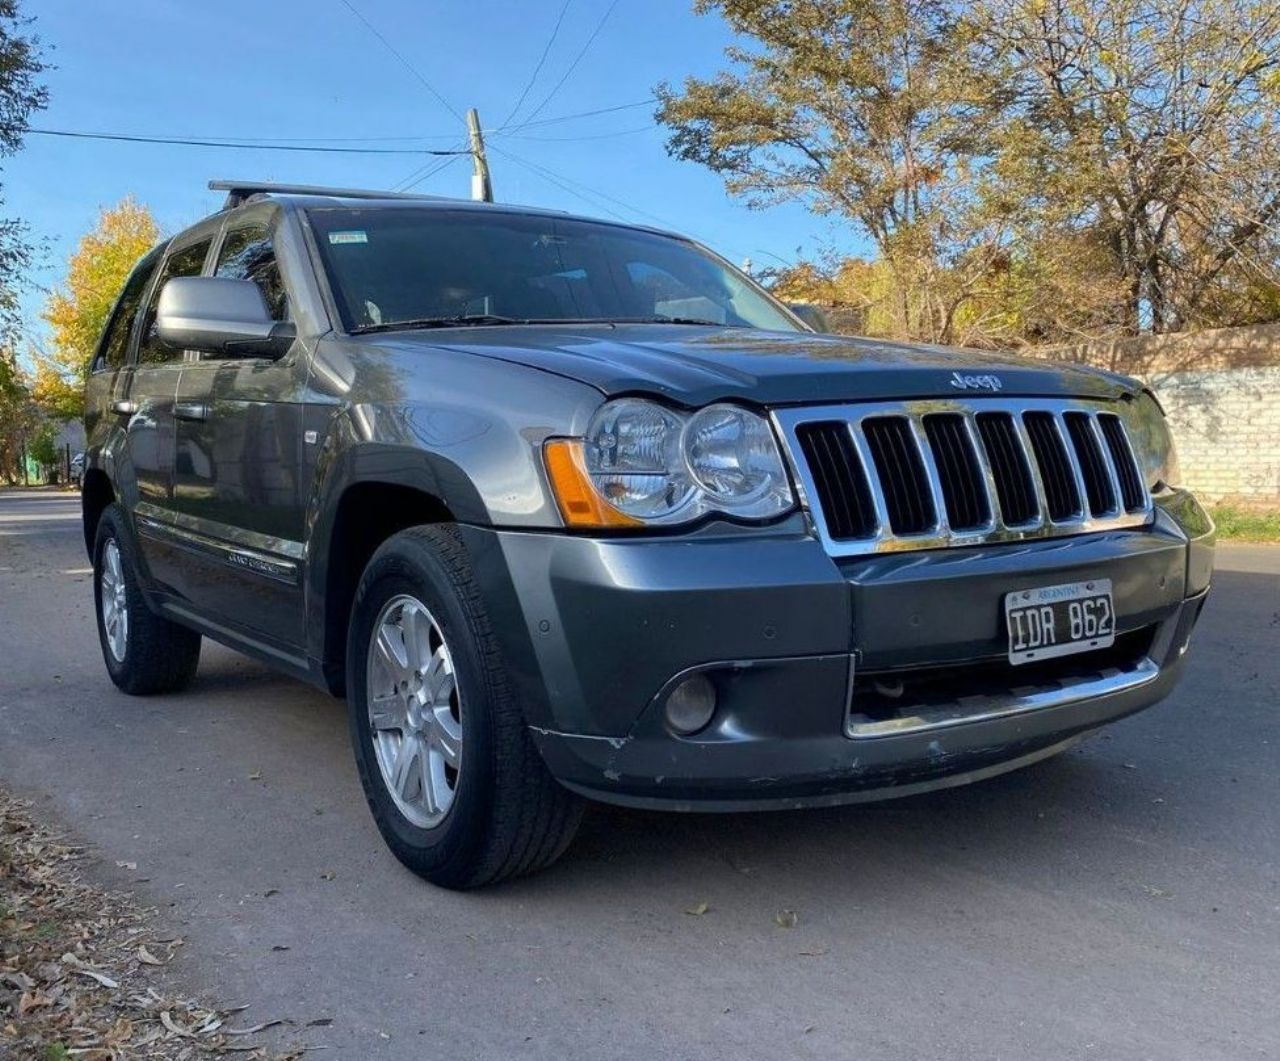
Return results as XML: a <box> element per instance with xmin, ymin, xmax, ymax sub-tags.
<box><xmin>1</xmin><ymin>488</ymin><xmax>1277</xmax><ymax>1060</ymax></box>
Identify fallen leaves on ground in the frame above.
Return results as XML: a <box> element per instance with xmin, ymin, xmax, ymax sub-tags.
<box><xmin>0</xmin><ymin>787</ymin><xmax>303</xmax><ymax>1058</ymax></box>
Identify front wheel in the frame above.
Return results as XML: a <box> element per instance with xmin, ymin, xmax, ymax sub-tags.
<box><xmin>93</xmin><ymin>504</ymin><xmax>201</xmax><ymax>695</ymax></box>
<box><xmin>346</xmin><ymin>525</ymin><xmax>582</xmax><ymax>889</ymax></box>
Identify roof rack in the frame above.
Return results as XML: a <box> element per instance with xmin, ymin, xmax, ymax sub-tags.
<box><xmin>209</xmin><ymin>180</ymin><xmax>457</xmax><ymax>210</ymax></box>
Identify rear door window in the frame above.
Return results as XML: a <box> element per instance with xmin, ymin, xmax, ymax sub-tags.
<box><xmin>136</xmin><ymin>239</ymin><xmax>213</xmax><ymax>364</ymax></box>
<box><xmin>92</xmin><ymin>246</ymin><xmax>162</xmax><ymax>372</ymax></box>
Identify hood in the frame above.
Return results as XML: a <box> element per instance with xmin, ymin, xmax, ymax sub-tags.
<box><xmin>372</xmin><ymin>324</ymin><xmax>1137</xmax><ymax>407</ymax></box>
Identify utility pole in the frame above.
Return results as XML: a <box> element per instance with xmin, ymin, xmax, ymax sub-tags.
<box><xmin>466</xmin><ymin>108</ymin><xmax>493</xmax><ymax>203</ymax></box>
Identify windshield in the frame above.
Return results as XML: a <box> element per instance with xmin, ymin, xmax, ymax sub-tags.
<box><xmin>307</xmin><ymin>207</ymin><xmax>800</xmax><ymax>333</ymax></box>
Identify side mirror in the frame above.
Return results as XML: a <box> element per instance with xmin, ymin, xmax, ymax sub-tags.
<box><xmin>788</xmin><ymin>302</ymin><xmax>830</xmax><ymax>334</ymax></box>
<box><xmin>156</xmin><ymin>276</ymin><xmax>295</xmax><ymax>359</ymax></box>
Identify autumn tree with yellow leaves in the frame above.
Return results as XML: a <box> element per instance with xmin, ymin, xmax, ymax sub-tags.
<box><xmin>34</xmin><ymin>198</ymin><xmax>160</xmax><ymax>419</ymax></box>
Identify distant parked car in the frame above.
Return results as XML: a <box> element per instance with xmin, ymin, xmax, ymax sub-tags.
<box><xmin>69</xmin><ymin>452</ymin><xmax>85</xmax><ymax>488</ymax></box>
<box><xmin>80</xmin><ymin>180</ymin><xmax>1214</xmax><ymax>889</ymax></box>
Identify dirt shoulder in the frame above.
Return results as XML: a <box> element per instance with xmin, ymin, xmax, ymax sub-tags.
<box><xmin>1</xmin><ymin>788</ymin><xmax>302</xmax><ymax>1060</ymax></box>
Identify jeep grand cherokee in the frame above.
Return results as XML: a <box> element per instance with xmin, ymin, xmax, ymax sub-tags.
<box><xmin>81</xmin><ymin>180</ymin><xmax>1214</xmax><ymax>888</ymax></box>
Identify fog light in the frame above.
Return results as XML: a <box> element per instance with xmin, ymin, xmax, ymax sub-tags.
<box><xmin>664</xmin><ymin>673</ymin><xmax>717</xmax><ymax>735</ymax></box>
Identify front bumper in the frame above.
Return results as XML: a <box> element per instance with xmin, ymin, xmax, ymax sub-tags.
<box><xmin>464</xmin><ymin>490</ymin><xmax>1213</xmax><ymax>811</ymax></box>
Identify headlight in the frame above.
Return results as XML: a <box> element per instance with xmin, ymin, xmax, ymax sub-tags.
<box><xmin>1127</xmin><ymin>390</ymin><xmax>1181</xmax><ymax>490</ymax></box>
<box><xmin>544</xmin><ymin>398</ymin><xmax>795</xmax><ymax>527</ymax></box>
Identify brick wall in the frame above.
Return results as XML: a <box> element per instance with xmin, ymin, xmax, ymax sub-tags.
<box><xmin>1156</xmin><ymin>367</ymin><xmax>1280</xmax><ymax>509</ymax></box>
<box><xmin>1044</xmin><ymin>321</ymin><xmax>1280</xmax><ymax>376</ymax></box>
<box><xmin>1036</xmin><ymin>325</ymin><xmax>1280</xmax><ymax>510</ymax></box>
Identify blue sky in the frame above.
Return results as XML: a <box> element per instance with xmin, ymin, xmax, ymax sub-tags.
<box><xmin>8</xmin><ymin>0</ymin><xmax>868</xmax><ymax>343</ymax></box>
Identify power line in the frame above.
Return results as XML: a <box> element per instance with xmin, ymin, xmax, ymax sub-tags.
<box><xmin>38</xmin><ymin>131</ymin><xmax>465</xmax><ymax>143</ymax></box>
<box><xmin>396</xmin><ymin>152</ymin><xmax>464</xmax><ymax>193</ymax></box>
<box><xmin>25</xmin><ymin>100</ymin><xmax>659</xmax><ymax>148</ymax></box>
<box><xmin>490</xmin><ymin>144</ymin><xmax>631</xmax><ymax>222</ymax></box>
<box><xmin>499</xmin><ymin>0</ymin><xmax>573</xmax><ymax>128</ymax></box>
<box><xmin>238</xmin><ymin>133</ymin><xmax>460</xmax><ymax>143</ymax></box>
<box><xmin>26</xmin><ymin>128</ymin><xmax>469</xmax><ymax>155</ymax></box>
<box><xmin>338</xmin><ymin>0</ymin><xmax>464</xmax><ymax>123</ymax></box>
<box><xmin>496</xmin><ymin>146</ymin><xmax>673</xmax><ymax>228</ymax></box>
<box><xmin>502</xmin><ymin>123</ymin><xmax>656</xmax><ymax>142</ymax></box>
<box><xmin>392</xmin><ymin>157</ymin><xmax>448</xmax><ymax>192</ymax></box>
<box><xmin>391</xmin><ymin>132</ymin><xmax>473</xmax><ymax>192</ymax></box>
<box><xmin>491</xmin><ymin>145</ymin><xmax>758</xmax><ymax>263</ymax></box>
<box><xmin>510</xmin><ymin>0</ymin><xmax>623</xmax><ymax>130</ymax></box>
<box><xmin>393</xmin><ymin>141</ymin><xmax>466</xmax><ymax>191</ymax></box>
<box><xmin>493</xmin><ymin>144</ymin><xmax>686</xmax><ymax>231</ymax></box>
<box><xmin>494</xmin><ymin>98</ymin><xmax>656</xmax><ymax>132</ymax></box>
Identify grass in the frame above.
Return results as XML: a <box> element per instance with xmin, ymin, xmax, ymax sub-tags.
<box><xmin>1209</xmin><ymin>505</ymin><xmax>1280</xmax><ymax>542</ymax></box>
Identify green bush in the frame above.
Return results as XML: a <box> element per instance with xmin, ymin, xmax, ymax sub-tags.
<box><xmin>27</xmin><ymin>424</ymin><xmax>59</xmax><ymax>468</ymax></box>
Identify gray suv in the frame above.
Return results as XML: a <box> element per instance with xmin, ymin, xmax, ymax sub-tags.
<box><xmin>82</xmin><ymin>180</ymin><xmax>1214</xmax><ymax>888</ymax></box>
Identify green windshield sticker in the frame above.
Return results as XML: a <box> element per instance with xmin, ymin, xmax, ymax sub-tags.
<box><xmin>328</xmin><ymin>230</ymin><xmax>368</xmax><ymax>245</ymax></box>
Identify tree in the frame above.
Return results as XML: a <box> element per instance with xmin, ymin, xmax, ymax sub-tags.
<box><xmin>36</xmin><ymin>199</ymin><xmax>160</xmax><ymax>419</ymax></box>
<box><xmin>657</xmin><ymin>0</ymin><xmax>1007</xmax><ymax>343</ymax></box>
<box><xmin>0</xmin><ymin>1</ymin><xmax>47</xmax><ymax>340</ymax></box>
<box><xmin>975</xmin><ymin>0</ymin><xmax>1280</xmax><ymax>334</ymax></box>
<box><xmin>659</xmin><ymin>0</ymin><xmax>1280</xmax><ymax>344</ymax></box>
<box><xmin>0</xmin><ymin>341</ymin><xmax>36</xmax><ymax>482</ymax></box>
<box><xmin>26</xmin><ymin>415</ymin><xmax>55</xmax><ymax>465</ymax></box>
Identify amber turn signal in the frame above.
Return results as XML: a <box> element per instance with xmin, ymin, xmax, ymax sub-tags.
<box><xmin>543</xmin><ymin>439</ymin><xmax>642</xmax><ymax>529</ymax></box>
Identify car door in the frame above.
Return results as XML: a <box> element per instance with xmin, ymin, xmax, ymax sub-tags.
<box><xmin>83</xmin><ymin>244</ymin><xmax>163</xmax><ymax>507</ymax></box>
<box><xmin>120</xmin><ymin>230</ymin><xmax>216</xmax><ymax>595</ymax></box>
<box><xmin>166</xmin><ymin>205</ymin><xmax>310</xmax><ymax>651</ymax></box>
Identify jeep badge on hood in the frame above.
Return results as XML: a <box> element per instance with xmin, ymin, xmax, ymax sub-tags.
<box><xmin>949</xmin><ymin>371</ymin><xmax>1004</xmax><ymax>391</ymax></box>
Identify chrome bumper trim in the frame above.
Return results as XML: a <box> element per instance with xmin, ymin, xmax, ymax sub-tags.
<box><xmin>845</xmin><ymin>657</ymin><xmax>1161</xmax><ymax>739</ymax></box>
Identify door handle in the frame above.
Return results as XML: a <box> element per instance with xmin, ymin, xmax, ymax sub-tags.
<box><xmin>110</xmin><ymin>398</ymin><xmax>138</xmax><ymax>416</ymax></box>
<box><xmin>174</xmin><ymin>401</ymin><xmax>210</xmax><ymax>422</ymax></box>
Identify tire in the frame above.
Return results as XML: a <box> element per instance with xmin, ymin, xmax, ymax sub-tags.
<box><xmin>93</xmin><ymin>503</ymin><xmax>201</xmax><ymax>695</ymax></box>
<box><xmin>346</xmin><ymin>525</ymin><xmax>582</xmax><ymax>889</ymax></box>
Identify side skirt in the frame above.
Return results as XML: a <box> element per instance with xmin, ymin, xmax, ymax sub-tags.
<box><xmin>157</xmin><ymin>599</ymin><xmax>331</xmax><ymax>693</ymax></box>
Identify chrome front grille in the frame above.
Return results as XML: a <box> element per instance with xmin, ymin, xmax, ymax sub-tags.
<box><xmin>774</xmin><ymin>399</ymin><xmax>1152</xmax><ymax>557</ymax></box>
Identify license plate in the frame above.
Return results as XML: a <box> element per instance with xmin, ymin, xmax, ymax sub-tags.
<box><xmin>1005</xmin><ymin>579</ymin><xmax>1115</xmax><ymax>665</ymax></box>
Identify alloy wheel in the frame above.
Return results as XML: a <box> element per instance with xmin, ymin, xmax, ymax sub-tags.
<box><xmin>366</xmin><ymin>594</ymin><xmax>463</xmax><ymax>829</ymax></box>
<box><xmin>100</xmin><ymin>539</ymin><xmax>129</xmax><ymax>663</ymax></box>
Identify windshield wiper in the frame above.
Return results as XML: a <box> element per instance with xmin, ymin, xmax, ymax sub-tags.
<box><xmin>604</xmin><ymin>315</ymin><xmax>732</xmax><ymax>327</ymax></box>
<box><xmin>351</xmin><ymin>313</ymin><xmax>738</xmax><ymax>334</ymax></box>
<box><xmin>351</xmin><ymin>314</ymin><xmax>525</xmax><ymax>334</ymax></box>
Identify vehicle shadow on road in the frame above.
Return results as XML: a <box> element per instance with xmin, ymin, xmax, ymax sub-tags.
<box><xmin>533</xmin><ymin>747</ymin><xmax>1127</xmax><ymax>890</ymax></box>
<box><xmin>475</xmin><ymin>736</ymin><xmax>1202</xmax><ymax>922</ymax></box>
<box><xmin>179</xmin><ymin>647</ymin><xmax>1136</xmax><ymax>909</ymax></box>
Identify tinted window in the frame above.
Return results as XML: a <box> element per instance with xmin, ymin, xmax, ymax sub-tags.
<box><xmin>307</xmin><ymin>208</ymin><xmax>798</xmax><ymax>333</ymax></box>
<box><xmin>93</xmin><ymin>246</ymin><xmax>162</xmax><ymax>371</ymax></box>
<box><xmin>215</xmin><ymin>223</ymin><xmax>288</xmax><ymax>321</ymax></box>
<box><xmin>137</xmin><ymin>239</ymin><xmax>213</xmax><ymax>364</ymax></box>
